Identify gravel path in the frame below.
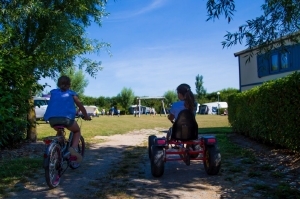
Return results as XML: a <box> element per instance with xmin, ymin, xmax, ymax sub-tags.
<box><xmin>2</xmin><ymin>128</ymin><xmax>300</xmax><ymax>199</ymax></box>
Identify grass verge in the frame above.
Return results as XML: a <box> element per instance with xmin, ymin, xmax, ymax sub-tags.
<box><xmin>0</xmin><ymin>158</ymin><xmax>41</xmax><ymax>197</ymax></box>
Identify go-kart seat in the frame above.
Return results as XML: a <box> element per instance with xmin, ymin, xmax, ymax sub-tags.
<box><xmin>171</xmin><ymin>109</ymin><xmax>198</xmax><ymax>141</ymax></box>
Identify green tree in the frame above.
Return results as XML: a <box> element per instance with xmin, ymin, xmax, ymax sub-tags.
<box><xmin>95</xmin><ymin>96</ymin><xmax>108</xmax><ymax>108</ymax></box>
<box><xmin>205</xmin><ymin>88</ymin><xmax>239</xmax><ymax>103</ymax></box>
<box><xmin>163</xmin><ymin>90</ymin><xmax>178</xmax><ymax>109</ymax></box>
<box><xmin>81</xmin><ymin>96</ymin><xmax>97</xmax><ymax>105</ymax></box>
<box><xmin>0</xmin><ymin>1</ymin><xmax>109</xmax><ymax>143</ymax></box>
<box><xmin>117</xmin><ymin>88</ymin><xmax>135</xmax><ymax>114</ymax></box>
<box><xmin>207</xmin><ymin>0</ymin><xmax>300</xmax><ymax>58</ymax></box>
<box><xmin>0</xmin><ymin>49</ymin><xmax>35</xmax><ymax>147</ymax></box>
<box><xmin>195</xmin><ymin>74</ymin><xmax>207</xmax><ymax>102</ymax></box>
<box><xmin>217</xmin><ymin>88</ymin><xmax>240</xmax><ymax>102</ymax></box>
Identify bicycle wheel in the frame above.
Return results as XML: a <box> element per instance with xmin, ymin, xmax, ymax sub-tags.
<box><xmin>78</xmin><ymin>136</ymin><xmax>85</xmax><ymax>157</ymax></box>
<box><xmin>45</xmin><ymin>143</ymin><xmax>62</xmax><ymax>189</ymax></box>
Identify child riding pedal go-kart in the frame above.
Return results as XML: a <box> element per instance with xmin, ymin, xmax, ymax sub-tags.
<box><xmin>148</xmin><ymin>109</ymin><xmax>221</xmax><ymax>177</ymax></box>
<box><xmin>148</xmin><ymin>83</ymin><xmax>221</xmax><ymax>177</ymax></box>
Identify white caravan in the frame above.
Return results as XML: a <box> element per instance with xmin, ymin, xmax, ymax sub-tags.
<box><xmin>34</xmin><ymin>96</ymin><xmax>50</xmax><ymax>119</ymax></box>
<box><xmin>199</xmin><ymin>102</ymin><xmax>228</xmax><ymax>115</ymax></box>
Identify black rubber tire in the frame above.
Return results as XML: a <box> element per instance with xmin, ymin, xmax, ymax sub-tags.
<box><xmin>150</xmin><ymin>146</ymin><xmax>164</xmax><ymax>177</ymax></box>
<box><xmin>148</xmin><ymin>135</ymin><xmax>156</xmax><ymax>159</ymax></box>
<box><xmin>203</xmin><ymin>145</ymin><xmax>221</xmax><ymax>175</ymax></box>
<box><xmin>45</xmin><ymin>143</ymin><xmax>62</xmax><ymax>189</ymax></box>
<box><xmin>70</xmin><ymin>136</ymin><xmax>85</xmax><ymax>169</ymax></box>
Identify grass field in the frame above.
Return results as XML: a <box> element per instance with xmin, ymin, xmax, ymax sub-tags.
<box><xmin>36</xmin><ymin>114</ymin><xmax>231</xmax><ymax>143</ymax></box>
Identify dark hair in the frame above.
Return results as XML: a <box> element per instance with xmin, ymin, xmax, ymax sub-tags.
<box><xmin>57</xmin><ymin>76</ymin><xmax>71</xmax><ymax>91</ymax></box>
<box><xmin>177</xmin><ymin>83</ymin><xmax>195</xmax><ymax>112</ymax></box>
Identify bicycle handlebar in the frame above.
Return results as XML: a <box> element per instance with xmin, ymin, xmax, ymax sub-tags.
<box><xmin>75</xmin><ymin>115</ymin><xmax>92</xmax><ymax>120</ymax></box>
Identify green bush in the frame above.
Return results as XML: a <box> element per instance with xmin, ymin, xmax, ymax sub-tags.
<box><xmin>0</xmin><ymin>50</ymin><xmax>39</xmax><ymax>148</ymax></box>
<box><xmin>228</xmin><ymin>72</ymin><xmax>300</xmax><ymax>151</ymax></box>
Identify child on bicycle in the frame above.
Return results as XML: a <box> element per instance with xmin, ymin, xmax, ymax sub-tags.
<box><xmin>44</xmin><ymin>75</ymin><xmax>91</xmax><ymax>168</ymax></box>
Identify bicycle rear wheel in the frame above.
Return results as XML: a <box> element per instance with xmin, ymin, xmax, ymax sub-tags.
<box><xmin>45</xmin><ymin>143</ymin><xmax>62</xmax><ymax>189</ymax></box>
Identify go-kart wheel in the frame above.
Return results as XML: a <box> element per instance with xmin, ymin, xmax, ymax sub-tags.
<box><xmin>150</xmin><ymin>146</ymin><xmax>164</xmax><ymax>177</ymax></box>
<box><xmin>148</xmin><ymin>135</ymin><xmax>157</xmax><ymax>159</ymax></box>
<box><xmin>203</xmin><ymin>145</ymin><xmax>221</xmax><ymax>175</ymax></box>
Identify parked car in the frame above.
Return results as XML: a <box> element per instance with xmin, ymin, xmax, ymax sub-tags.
<box><xmin>34</xmin><ymin>97</ymin><xmax>49</xmax><ymax>120</ymax></box>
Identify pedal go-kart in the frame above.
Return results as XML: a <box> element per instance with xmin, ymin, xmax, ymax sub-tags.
<box><xmin>148</xmin><ymin>109</ymin><xmax>221</xmax><ymax>177</ymax></box>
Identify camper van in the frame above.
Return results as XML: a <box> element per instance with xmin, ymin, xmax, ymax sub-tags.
<box><xmin>129</xmin><ymin>105</ymin><xmax>150</xmax><ymax>114</ymax></box>
<box><xmin>34</xmin><ymin>96</ymin><xmax>50</xmax><ymax>120</ymax></box>
<box><xmin>199</xmin><ymin>102</ymin><xmax>228</xmax><ymax>115</ymax></box>
<box><xmin>78</xmin><ymin>105</ymin><xmax>99</xmax><ymax>117</ymax></box>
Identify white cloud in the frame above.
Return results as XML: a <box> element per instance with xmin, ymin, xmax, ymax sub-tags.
<box><xmin>105</xmin><ymin>0</ymin><xmax>169</xmax><ymax>21</ymax></box>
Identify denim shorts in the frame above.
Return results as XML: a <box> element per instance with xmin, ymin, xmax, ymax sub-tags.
<box><xmin>48</xmin><ymin>117</ymin><xmax>74</xmax><ymax>128</ymax></box>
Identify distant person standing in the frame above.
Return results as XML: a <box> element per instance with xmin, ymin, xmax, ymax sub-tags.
<box><xmin>110</xmin><ymin>107</ymin><xmax>114</xmax><ymax>116</ymax></box>
<box><xmin>152</xmin><ymin>107</ymin><xmax>156</xmax><ymax>116</ymax></box>
<box><xmin>224</xmin><ymin>109</ymin><xmax>227</xmax><ymax>115</ymax></box>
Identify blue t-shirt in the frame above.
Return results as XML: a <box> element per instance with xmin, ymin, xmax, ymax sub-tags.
<box><xmin>44</xmin><ymin>89</ymin><xmax>78</xmax><ymax>120</ymax></box>
<box><xmin>170</xmin><ymin>100</ymin><xmax>197</xmax><ymax>120</ymax></box>
<box><xmin>169</xmin><ymin>100</ymin><xmax>186</xmax><ymax>120</ymax></box>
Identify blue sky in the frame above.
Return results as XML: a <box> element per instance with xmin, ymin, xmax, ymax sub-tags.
<box><xmin>40</xmin><ymin>0</ymin><xmax>264</xmax><ymax>98</ymax></box>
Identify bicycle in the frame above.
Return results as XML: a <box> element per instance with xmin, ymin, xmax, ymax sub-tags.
<box><xmin>42</xmin><ymin>116</ymin><xmax>86</xmax><ymax>189</ymax></box>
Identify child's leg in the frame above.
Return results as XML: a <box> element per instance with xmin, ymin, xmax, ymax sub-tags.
<box><xmin>67</xmin><ymin>121</ymin><xmax>82</xmax><ymax>162</ymax></box>
<box><xmin>67</xmin><ymin>121</ymin><xmax>81</xmax><ymax>147</ymax></box>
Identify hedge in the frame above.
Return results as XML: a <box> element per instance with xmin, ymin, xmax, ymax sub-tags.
<box><xmin>228</xmin><ymin>72</ymin><xmax>300</xmax><ymax>151</ymax></box>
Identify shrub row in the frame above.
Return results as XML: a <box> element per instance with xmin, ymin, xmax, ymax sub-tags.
<box><xmin>228</xmin><ymin>72</ymin><xmax>300</xmax><ymax>151</ymax></box>
<box><xmin>0</xmin><ymin>50</ymin><xmax>39</xmax><ymax>148</ymax></box>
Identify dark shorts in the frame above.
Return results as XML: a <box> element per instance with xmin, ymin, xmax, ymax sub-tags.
<box><xmin>48</xmin><ymin>117</ymin><xmax>75</xmax><ymax>128</ymax></box>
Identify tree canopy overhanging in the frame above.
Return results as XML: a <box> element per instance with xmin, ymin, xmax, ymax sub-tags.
<box><xmin>0</xmin><ymin>0</ymin><xmax>110</xmax><ymax>80</ymax></box>
<box><xmin>207</xmin><ymin>0</ymin><xmax>300</xmax><ymax>52</ymax></box>
<box><xmin>0</xmin><ymin>0</ymin><xmax>110</xmax><ymax>145</ymax></box>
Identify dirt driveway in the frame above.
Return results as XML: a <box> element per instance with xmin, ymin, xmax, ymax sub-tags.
<box><xmin>3</xmin><ymin>128</ymin><xmax>300</xmax><ymax>199</ymax></box>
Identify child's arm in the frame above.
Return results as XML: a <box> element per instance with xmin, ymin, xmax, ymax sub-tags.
<box><xmin>73</xmin><ymin>96</ymin><xmax>91</xmax><ymax>120</ymax></box>
<box><xmin>168</xmin><ymin>113</ymin><xmax>175</xmax><ymax>123</ymax></box>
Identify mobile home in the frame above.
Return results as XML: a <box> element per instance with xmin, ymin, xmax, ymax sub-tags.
<box><xmin>199</xmin><ymin>102</ymin><xmax>228</xmax><ymax>115</ymax></box>
<box><xmin>78</xmin><ymin>105</ymin><xmax>99</xmax><ymax>117</ymax></box>
<box><xmin>129</xmin><ymin>105</ymin><xmax>150</xmax><ymax>114</ymax></box>
<box><xmin>234</xmin><ymin>38</ymin><xmax>300</xmax><ymax>92</ymax></box>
